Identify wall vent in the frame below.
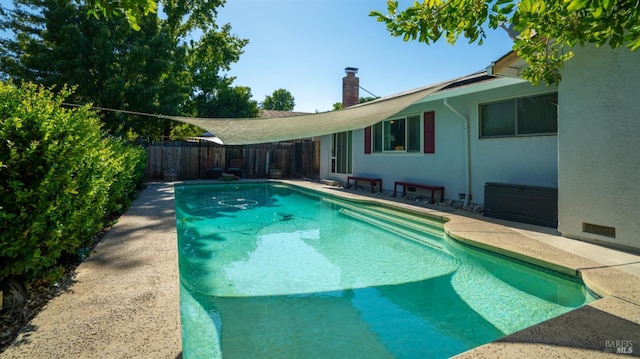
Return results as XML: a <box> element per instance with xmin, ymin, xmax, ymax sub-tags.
<box><xmin>582</xmin><ymin>222</ymin><xmax>616</xmax><ymax>238</ymax></box>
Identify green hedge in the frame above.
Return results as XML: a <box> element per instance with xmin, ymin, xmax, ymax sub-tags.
<box><xmin>0</xmin><ymin>82</ymin><xmax>147</xmax><ymax>283</ymax></box>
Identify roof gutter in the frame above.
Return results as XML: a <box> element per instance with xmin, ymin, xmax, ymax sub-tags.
<box><xmin>443</xmin><ymin>98</ymin><xmax>471</xmax><ymax>207</ymax></box>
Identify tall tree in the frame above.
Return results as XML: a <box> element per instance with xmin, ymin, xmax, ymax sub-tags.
<box><xmin>195</xmin><ymin>85</ymin><xmax>259</xmax><ymax>118</ymax></box>
<box><xmin>187</xmin><ymin>21</ymin><xmax>257</xmax><ymax>118</ymax></box>
<box><xmin>261</xmin><ymin>88</ymin><xmax>296</xmax><ymax>111</ymax></box>
<box><xmin>0</xmin><ymin>0</ymin><xmax>253</xmax><ymax>139</ymax></box>
<box><xmin>371</xmin><ymin>0</ymin><xmax>640</xmax><ymax>85</ymax></box>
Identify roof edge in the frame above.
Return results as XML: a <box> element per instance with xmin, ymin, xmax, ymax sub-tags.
<box><xmin>488</xmin><ymin>50</ymin><xmax>527</xmax><ymax>78</ymax></box>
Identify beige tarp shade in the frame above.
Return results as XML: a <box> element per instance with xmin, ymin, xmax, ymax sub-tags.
<box><xmin>164</xmin><ymin>81</ymin><xmax>452</xmax><ymax>145</ymax></box>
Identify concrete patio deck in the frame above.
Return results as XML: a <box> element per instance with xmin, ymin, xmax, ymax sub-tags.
<box><xmin>2</xmin><ymin>180</ymin><xmax>639</xmax><ymax>358</ymax></box>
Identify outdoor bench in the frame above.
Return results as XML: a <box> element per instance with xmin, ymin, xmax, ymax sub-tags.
<box><xmin>393</xmin><ymin>181</ymin><xmax>444</xmax><ymax>204</ymax></box>
<box><xmin>346</xmin><ymin>176</ymin><xmax>383</xmax><ymax>193</ymax></box>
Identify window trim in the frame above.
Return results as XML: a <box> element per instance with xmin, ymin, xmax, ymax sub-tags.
<box><xmin>369</xmin><ymin>113</ymin><xmax>427</xmax><ymax>154</ymax></box>
<box><xmin>479</xmin><ymin>92</ymin><xmax>558</xmax><ymax>139</ymax></box>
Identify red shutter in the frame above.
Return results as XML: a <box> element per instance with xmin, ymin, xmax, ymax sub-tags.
<box><xmin>364</xmin><ymin>126</ymin><xmax>372</xmax><ymax>154</ymax></box>
<box><xmin>423</xmin><ymin>111</ymin><xmax>435</xmax><ymax>154</ymax></box>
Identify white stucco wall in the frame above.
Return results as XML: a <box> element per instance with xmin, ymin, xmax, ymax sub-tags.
<box><xmin>445</xmin><ymin>83</ymin><xmax>558</xmax><ymax>203</ymax></box>
<box><xmin>558</xmin><ymin>44</ymin><xmax>640</xmax><ymax>251</ymax></box>
<box><xmin>353</xmin><ymin>102</ymin><xmax>467</xmax><ymax>198</ymax></box>
<box><xmin>320</xmin><ymin>81</ymin><xmax>558</xmax><ymax>205</ymax></box>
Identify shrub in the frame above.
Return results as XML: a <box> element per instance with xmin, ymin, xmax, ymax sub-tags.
<box><xmin>0</xmin><ymin>82</ymin><xmax>146</xmax><ymax>283</ymax></box>
<box><xmin>103</xmin><ymin>138</ymin><xmax>147</xmax><ymax>215</ymax></box>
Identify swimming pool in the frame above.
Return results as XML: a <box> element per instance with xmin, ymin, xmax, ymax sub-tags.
<box><xmin>175</xmin><ymin>182</ymin><xmax>596</xmax><ymax>358</ymax></box>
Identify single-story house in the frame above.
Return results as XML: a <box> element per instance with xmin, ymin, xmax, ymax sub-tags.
<box><xmin>320</xmin><ymin>69</ymin><xmax>558</xmax><ymax>206</ymax></box>
<box><xmin>320</xmin><ymin>45</ymin><xmax>639</xmax><ymax>253</ymax></box>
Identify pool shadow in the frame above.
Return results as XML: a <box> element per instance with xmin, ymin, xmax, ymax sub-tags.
<box><xmin>190</xmin><ymin>274</ymin><xmax>503</xmax><ymax>358</ymax></box>
<box><xmin>491</xmin><ymin>304</ymin><xmax>640</xmax><ymax>355</ymax></box>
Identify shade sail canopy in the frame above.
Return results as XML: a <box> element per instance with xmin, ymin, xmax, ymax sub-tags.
<box><xmin>164</xmin><ymin>81</ymin><xmax>453</xmax><ymax>145</ymax></box>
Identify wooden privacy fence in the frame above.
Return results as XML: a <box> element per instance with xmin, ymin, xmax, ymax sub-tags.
<box><xmin>145</xmin><ymin>140</ymin><xmax>320</xmax><ymax>180</ymax></box>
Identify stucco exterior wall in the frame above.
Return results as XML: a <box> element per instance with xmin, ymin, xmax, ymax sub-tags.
<box><xmin>558</xmin><ymin>44</ymin><xmax>640</xmax><ymax>251</ymax></box>
<box><xmin>447</xmin><ymin>83</ymin><xmax>558</xmax><ymax>203</ymax></box>
<box><xmin>353</xmin><ymin>104</ymin><xmax>467</xmax><ymax>197</ymax></box>
<box><xmin>320</xmin><ymin>81</ymin><xmax>558</xmax><ymax>205</ymax></box>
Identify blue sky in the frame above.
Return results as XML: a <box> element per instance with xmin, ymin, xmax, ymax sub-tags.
<box><xmin>216</xmin><ymin>0</ymin><xmax>517</xmax><ymax>113</ymax></box>
<box><xmin>0</xmin><ymin>0</ymin><xmax>517</xmax><ymax>113</ymax></box>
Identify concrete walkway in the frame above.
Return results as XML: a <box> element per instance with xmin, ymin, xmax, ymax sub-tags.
<box><xmin>2</xmin><ymin>182</ymin><xmax>182</xmax><ymax>359</ymax></box>
<box><xmin>2</xmin><ymin>180</ymin><xmax>639</xmax><ymax>358</ymax></box>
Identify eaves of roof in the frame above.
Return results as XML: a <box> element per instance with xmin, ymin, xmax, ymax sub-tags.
<box><xmin>487</xmin><ymin>50</ymin><xmax>528</xmax><ymax>78</ymax></box>
<box><xmin>405</xmin><ymin>69</ymin><xmax>527</xmax><ymax>106</ymax></box>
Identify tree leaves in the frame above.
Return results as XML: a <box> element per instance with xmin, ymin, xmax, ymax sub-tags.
<box><xmin>261</xmin><ymin>89</ymin><xmax>296</xmax><ymax>112</ymax></box>
<box><xmin>370</xmin><ymin>0</ymin><xmax>640</xmax><ymax>86</ymax></box>
<box><xmin>1</xmin><ymin>0</ymin><xmax>253</xmax><ymax>138</ymax></box>
<box><xmin>82</xmin><ymin>0</ymin><xmax>158</xmax><ymax>30</ymax></box>
<box><xmin>565</xmin><ymin>0</ymin><xmax>590</xmax><ymax>11</ymax></box>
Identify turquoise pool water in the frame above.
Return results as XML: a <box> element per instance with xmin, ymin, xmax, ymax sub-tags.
<box><xmin>175</xmin><ymin>183</ymin><xmax>596</xmax><ymax>358</ymax></box>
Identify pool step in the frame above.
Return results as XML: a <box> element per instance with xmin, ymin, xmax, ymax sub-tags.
<box><xmin>338</xmin><ymin>208</ymin><xmax>445</xmax><ymax>251</ymax></box>
<box><xmin>322</xmin><ymin>198</ymin><xmax>444</xmax><ymax>236</ymax></box>
<box><xmin>361</xmin><ymin>205</ymin><xmax>445</xmax><ymax>232</ymax></box>
<box><xmin>322</xmin><ymin>197</ymin><xmax>447</xmax><ymax>251</ymax></box>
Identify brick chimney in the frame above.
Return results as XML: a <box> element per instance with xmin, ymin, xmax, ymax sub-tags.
<box><xmin>342</xmin><ymin>67</ymin><xmax>359</xmax><ymax>108</ymax></box>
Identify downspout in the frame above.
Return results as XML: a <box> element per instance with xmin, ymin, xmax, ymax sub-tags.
<box><xmin>443</xmin><ymin>98</ymin><xmax>471</xmax><ymax>207</ymax></box>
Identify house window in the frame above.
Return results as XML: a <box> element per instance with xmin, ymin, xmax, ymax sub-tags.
<box><xmin>372</xmin><ymin>114</ymin><xmax>422</xmax><ymax>153</ymax></box>
<box><xmin>480</xmin><ymin>93</ymin><xmax>558</xmax><ymax>138</ymax></box>
<box><xmin>331</xmin><ymin>131</ymin><xmax>352</xmax><ymax>174</ymax></box>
